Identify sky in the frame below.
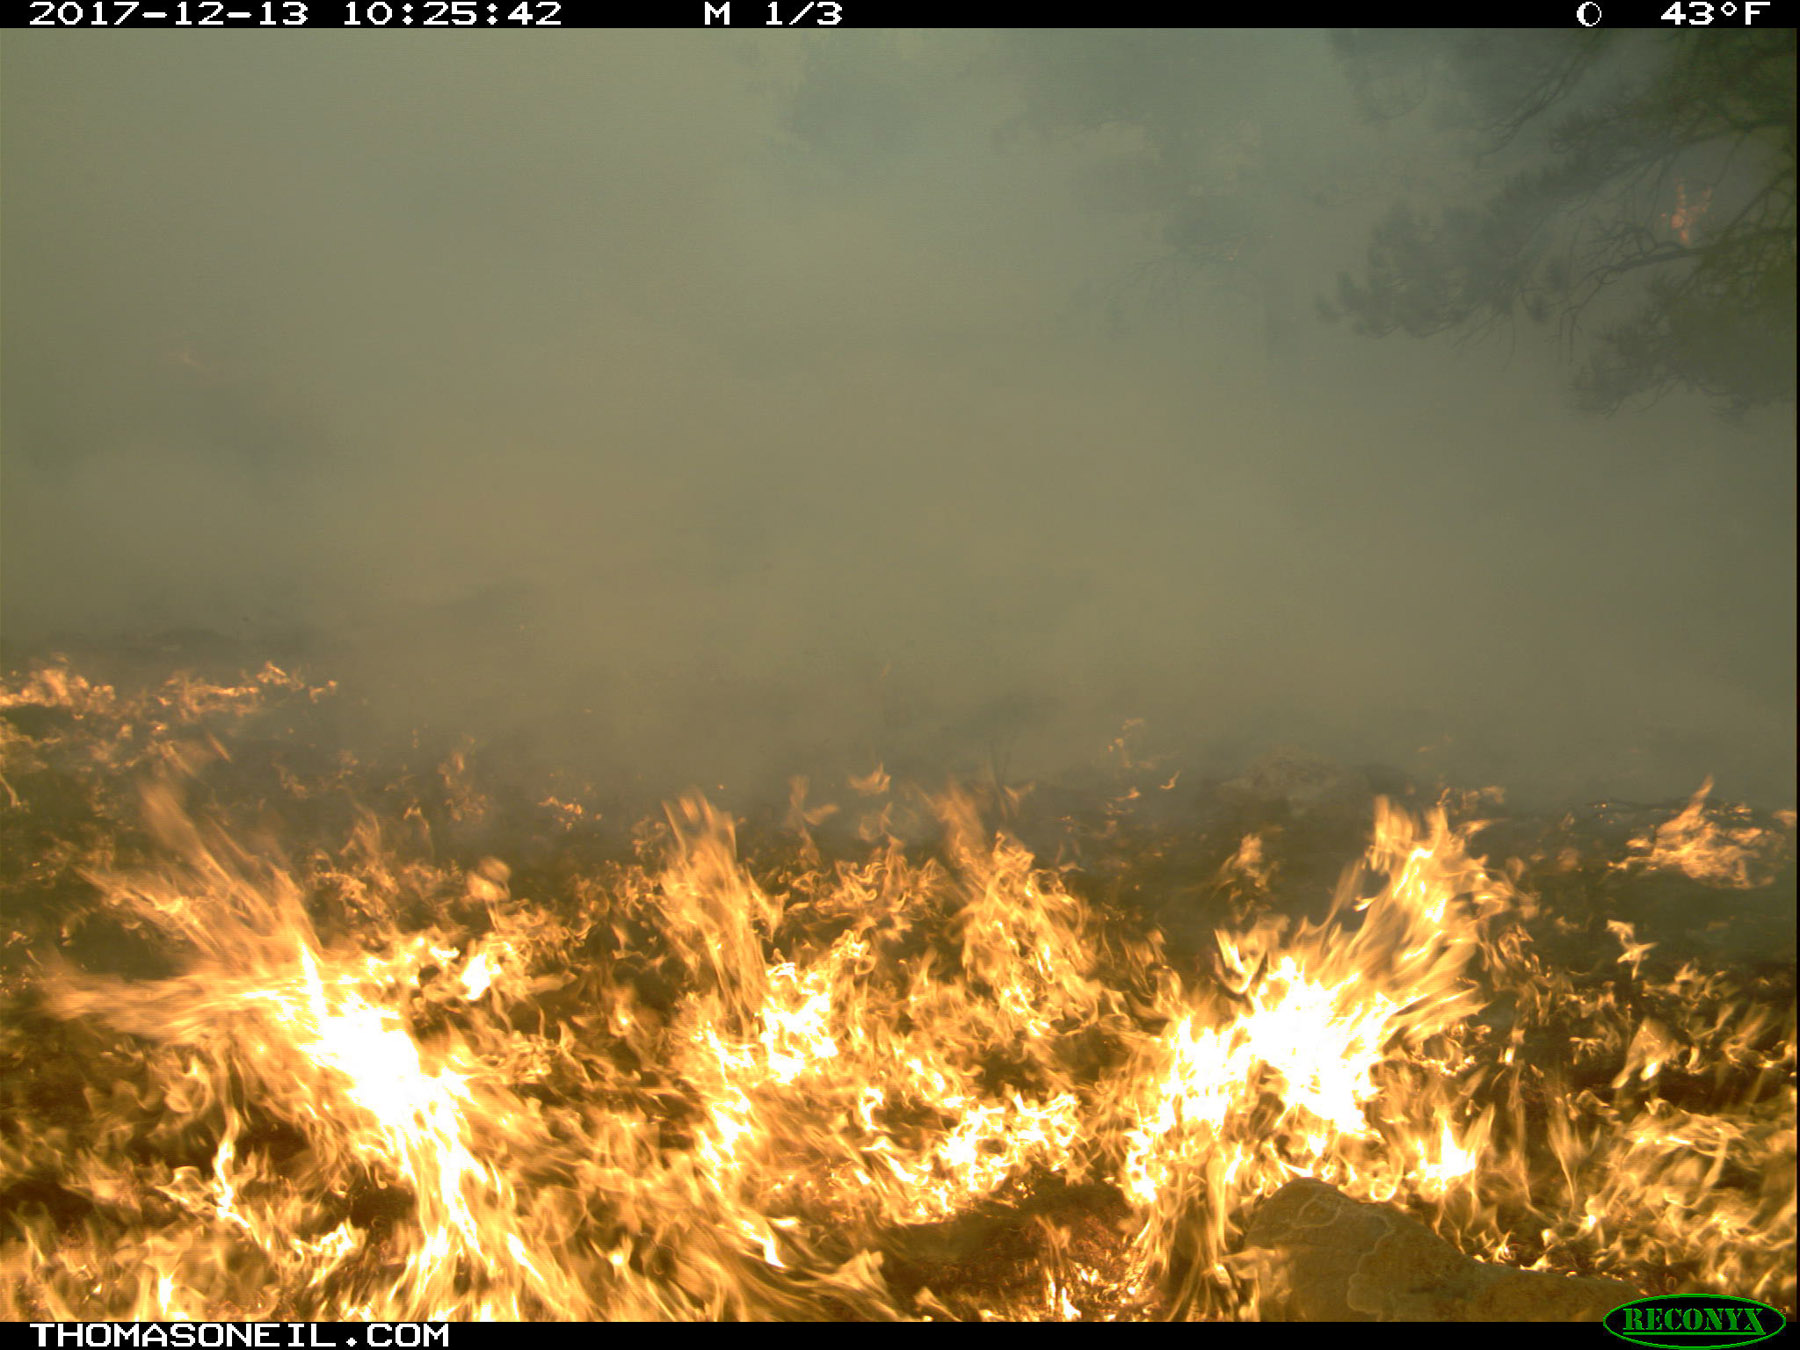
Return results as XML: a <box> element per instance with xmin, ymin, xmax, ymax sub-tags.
<box><xmin>3</xmin><ymin>31</ymin><xmax>1794</xmax><ymax>809</ymax></box>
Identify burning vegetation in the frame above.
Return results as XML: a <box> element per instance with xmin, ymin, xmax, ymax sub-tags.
<box><xmin>0</xmin><ymin>662</ymin><xmax>1792</xmax><ymax>1321</ymax></box>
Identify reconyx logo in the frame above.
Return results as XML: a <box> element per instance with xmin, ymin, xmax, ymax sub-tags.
<box><xmin>1604</xmin><ymin>1295</ymin><xmax>1787</xmax><ymax>1349</ymax></box>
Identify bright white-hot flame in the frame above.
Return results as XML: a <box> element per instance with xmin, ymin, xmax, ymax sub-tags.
<box><xmin>0</xmin><ymin>664</ymin><xmax>1792</xmax><ymax>1321</ymax></box>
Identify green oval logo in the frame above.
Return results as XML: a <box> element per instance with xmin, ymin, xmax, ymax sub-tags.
<box><xmin>1604</xmin><ymin>1295</ymin><xmax>1788</xmax><ymax>1349</ymax></box>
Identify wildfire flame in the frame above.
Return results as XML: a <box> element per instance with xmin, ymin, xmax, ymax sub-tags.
<box><xmin>1</xmin><ymin>663</ymin><xmax>1792</xmax><ymax>1320</ymax></box>
<box><xmin>1617</xmin><ymin>777</ymin><xmax>1794</xmax><ymax>890</ymax></box>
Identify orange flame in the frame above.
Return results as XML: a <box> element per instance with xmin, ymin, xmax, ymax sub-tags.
<box><xmin>0</xmin><ymin>664</ymin><xmax>1791</xmax><ymax>1320</ymax></box>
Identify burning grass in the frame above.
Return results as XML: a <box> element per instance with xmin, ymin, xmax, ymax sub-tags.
<box><xmin>0</xmin><ymin>661</ymin><xmax>1792</xmax><ymax>1320</ymax></box>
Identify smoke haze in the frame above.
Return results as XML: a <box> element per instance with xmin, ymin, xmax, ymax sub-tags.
<box><xmin>4</xmin><ymin>31</ymin><xmax>1794</xmax><ymax>808</ymax></box>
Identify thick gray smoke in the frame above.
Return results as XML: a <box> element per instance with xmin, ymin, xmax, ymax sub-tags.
<box><xmin>4</xmin><ymin>31</ymin><xmax>1793</xmax><ymax>809</ymax></box>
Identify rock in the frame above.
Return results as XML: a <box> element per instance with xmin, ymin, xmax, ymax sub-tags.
<box><xmin>1242</xmin><ymin>1179</ymin><xmax>1638</xmax><ymax>1322</ymax></box>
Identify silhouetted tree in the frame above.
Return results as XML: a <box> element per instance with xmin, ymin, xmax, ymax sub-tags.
<box><xmin>1326</xmin><ymin>30</ymin><xmax>1796</xmax><ymax>414</ymax></box>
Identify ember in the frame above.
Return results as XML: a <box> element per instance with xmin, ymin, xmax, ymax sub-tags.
<box><xmin>1</xmin><ymin>664</ymin><xmax>1793</xmax><ymax>1321</ymax></box>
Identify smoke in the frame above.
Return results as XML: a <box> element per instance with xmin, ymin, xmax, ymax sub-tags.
<box><xmin>4</xmin><ymin>32</ymin><xmax>1793</xmax><ymax>808</ymax></box>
